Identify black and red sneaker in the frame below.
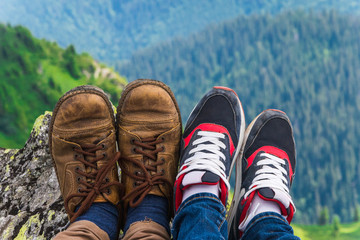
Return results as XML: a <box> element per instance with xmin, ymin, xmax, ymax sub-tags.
<box><xmin>174</xmin><ymin>86</ymin><xmax>245</xmax><ymax>211</ymax></box>
<box><xmin>228</xmin><ymin>109</ymin><xmax>296</xmax><ymax>239</ymax></box>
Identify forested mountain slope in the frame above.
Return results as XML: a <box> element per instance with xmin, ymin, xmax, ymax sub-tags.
<box><xmin>2</xmin><ymin>0</ymin><xmax>360</xmax><ymax>62</ymax></box>
<box><xmin>0</xmin><ymin>0</ymin><xmax>249</xmax><ymax>62</ymax></box>
<box><xmin>119</xmin><ymin>11</ymin><xmax>360</xmax><ymax>223</ymax></box>
<box><xmin>0</xmin><ymin>24</ymin><xmax>126</xmax><ymax>148</ymax></box>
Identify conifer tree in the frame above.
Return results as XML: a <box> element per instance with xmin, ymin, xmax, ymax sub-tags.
<box><xmin>332</xmin><ymin>215</ymin><xmax>340</xmax><ymax>237</ymax></box>
<box><xmin>354</xmin><ymin>205</ymin><xmax>360</xmax><ymax>222</ymax></box>
<box><xmin>319</xmin><ymin>207</ymin><xmax>329</xmax><ymax>225</ymax></box>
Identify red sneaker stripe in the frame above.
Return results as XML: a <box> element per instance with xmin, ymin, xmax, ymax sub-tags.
<box><xmin>219</xmin><ymin>180</ymin><xmax>228</xmax><ymax>206</ymax></box>
<box><xmin>238</xmin><ymin>190</ymin><xmax>257</xmax><ymax>235</ymax></box>
<box><xmin>246</xmin><ymin>146</ymin><xmax>294</xmax><ymax>179</ymax></box>
<box><xmin>287</xmin><ymin>204</ymin><xmax>295</xmax><ymax>223</ymax></box>
<box><xmin>213</xmin><ymin>86</ymin><xmax>238</xmax><ymax>97</ymax></box>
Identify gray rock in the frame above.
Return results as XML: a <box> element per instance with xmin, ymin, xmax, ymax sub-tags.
<box><xmin>0</xmin><ymin>111</ymin><xmax>68</xmax><ymax>239</ymax></box>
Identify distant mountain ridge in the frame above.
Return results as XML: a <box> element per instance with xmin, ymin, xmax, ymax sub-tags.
<box><xmin>0</xmin><ymin>24</ymin><xmax>126</xmax><ymax>148</ymax></box>
<box><xmin>119</xmin><ymin>10</ymin><xmax>360</xmax><ymax>224</ymax></box>
<box><xmin>2</xmin><ymin>0</ymin><xmax>360</xmax><ymax>63</ymax></box>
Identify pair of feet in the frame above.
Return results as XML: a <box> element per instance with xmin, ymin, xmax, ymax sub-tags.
<box><xmin>175</xmin><ymin>86</ymin><xmax>296</xmax><ymax>239</ymax></box>
<box><xmin>49</xmin><ymin>80</ymin><xmax>182</xmax><ymax>232</ymax></box>
<box><xmin>49</xmin><ymin>79</ymin><xmax>296</xmax><ymax>239</ymax></box>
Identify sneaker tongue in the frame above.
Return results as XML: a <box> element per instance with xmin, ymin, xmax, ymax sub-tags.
<box><xmin>257</xmin><ymin>188</ymin><xmax>293</xmax><ymax>217</ymax></box>
<box><xmin>181</xmin><ymin>171</ymin><xmax>220</xmax><ymax>189</ymax></box>
<box><xmin>258</xmin><ymin>188</ymin><xmax>275</xmax><ymax>199</ymax></box>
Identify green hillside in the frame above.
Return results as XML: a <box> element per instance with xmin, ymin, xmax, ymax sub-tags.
<box><xmin>293</xmin><ymin>222</ymin><xmax>360</xmax><ymax>240</ymax></box>
<box><xmin>0</xmin><ymin>24</ymin><xmax>127</xmax><ymax>149</ymax></box>
<box><xmin>2</xmin><ymin>0</ymin><xmax>360</xmax><ymax>62</ymax></box>
<box><xmin>119</xmin><ymin>11</ymin><xmax>360</xmax><ymax>224</ymax></box>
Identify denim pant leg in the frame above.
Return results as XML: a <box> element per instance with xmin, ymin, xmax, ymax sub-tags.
<box><xmin>241</xmin><ymin>212</ymin><xmax>300</xmax><ymax>240</ymax></box>
<box><xmin>172</xmin><ymin>193</ymin><xmax>228</xmax><ymax>240</ymax></box>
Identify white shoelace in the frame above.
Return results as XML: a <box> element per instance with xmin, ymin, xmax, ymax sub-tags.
<box><xmin>243</xmin><ymin>152</ymin><xmax>293</xmax><ymax>206</ymax></box>
<box><xmin>176</xmin><ymin>131</ymin><xmax>230</xmax><ymax>189</ymax></box>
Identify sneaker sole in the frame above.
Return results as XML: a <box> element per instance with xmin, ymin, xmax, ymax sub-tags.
<box><xmin>226</xmin><ymin>90</ymin><xmax>245</xmax><ymax>183</ymax></box>
<box><xmin>227</xmin><ymin>108</ymin><xmax>264</xmax><ymax>235</ymax></box>
<box><xmin>208</xmin><ymin>88</ymin><xmax>246</xmax><ymax>231</ymax></box>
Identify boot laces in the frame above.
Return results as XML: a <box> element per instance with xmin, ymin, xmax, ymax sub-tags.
<box><xmin>119</xmin><ymin>136</ymin><xmax>172</xmax><ymax>208</ymax></box>
<box><xmin>176</xmin><ymin>131</ymin><xmax>230</xmax><ymax>189</ymax></box>
<box><xmin>244</xmin><ymin>152</ymin><xmax>293</xmax><ymax>206</ymax></box>
<box><xmin>65</xmin><ymin>144</ymin><xmax>123</xmax><ymax>222</ymax></box>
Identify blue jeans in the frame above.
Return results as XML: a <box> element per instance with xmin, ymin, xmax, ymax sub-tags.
<box><xmin>172</xmin><ymin>193</ymin><xmax>228</xmax><ymax>240</ymax></box>
<box><xmin>241</xmin><ymin>212</ymin><xmax>300</xmax><ymax>240</ymax></box>
<box><xmin>172</xmin><ymin>193</ymin><xmax>299</xmax><ymax>240</ymax></box>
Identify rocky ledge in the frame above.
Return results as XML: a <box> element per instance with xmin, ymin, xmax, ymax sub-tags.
<box><xmin>0</xmin><ymin>112</ymin><xmax>68</xmax><ymax>239</ymax></box>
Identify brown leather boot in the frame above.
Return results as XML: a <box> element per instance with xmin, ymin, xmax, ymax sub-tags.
<box><xmin>49</xmin><ymin>85</ymin><xmax>123</xmax><ymax>222</ymax></box>
<box><xmin>117</xmin><ymin>79</ymin><xmax>182</xmax><ymax>222</ymax></box>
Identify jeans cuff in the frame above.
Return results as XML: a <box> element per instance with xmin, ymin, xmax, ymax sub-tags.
<box><xmin>243</xmin><ymin>212</ymin><xmax>287</xmax><ymax>235</ymax></box>
<box><xmin>176</xmin><ymin>192</ymin><xmax>225</xmax><ymax>215</ymax></box>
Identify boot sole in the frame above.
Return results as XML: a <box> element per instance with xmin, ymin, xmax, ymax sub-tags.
<box><xmin>218</xmin><ymin>90</ymin><xmax>245</xmax><ymax>232</ymax></box>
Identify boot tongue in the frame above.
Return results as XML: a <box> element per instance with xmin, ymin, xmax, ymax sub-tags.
<box><xmin>70</xmin><ymin>132</ymin><xmax>110</xmax><ymax>180</ymax></box>
<box><xmin>141</xmin><ymin>136</ymin><xmax>161</xmax><ymax>176</ymax></box>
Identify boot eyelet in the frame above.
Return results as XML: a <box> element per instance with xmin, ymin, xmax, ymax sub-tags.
<box><xmin>161</xmin><ymin>137</ymin><xmax>165</xmax><ymax>141</ymax></box>
<box><xmin>132</xmin><ymin>147</ymin><xmax>137</xmax><ymax>153</ymax></box>
<box><xmin>74</xmin><ymin>154</ymin><xmax>79</xmax><ymax>159</ymax></box>
<box><xmin>77</xmin><ymin>177</ymin><xmax>82</xmax><ymax>183</ymax></box>
<box><xmin>107</xmin><ymin>189</ymin><xmax>111</xmax><ymax>194</ymax></box>
<box><xmin>160</xmin><ymin>169</ymin><xmax>165</xmax><ymax>175</ymax></box>
<box><xmin>105</xmin><ymin>177</ymin><xmax>110</xmax><ymax>182</ymax></box>
<box><xmin>161</xmin><ymin>146</ymin><xmax>165</xmax><ymax>152</ymax></box>
<box><xmin>101</xmin><ymin>144</ymin><xmax>106</xmax><ymax>149</ymax></box>
<box><xmin>75</xmin><ymin>167</ymin><xmax>80</xmax><ymax>172</ymax></box>
<box><xmin>160</xmin><ymin>157</ymin><xmax>165</xmax><ymax>163</ymax></box>
<box><xmin>102</xmin><ymin>153</ymin><xmax>107</xmax><ymax>158</ymax></box>
<box><xmin>130</xmin><ymin>138</ymin><xmax>136</xmax><ymax>144</ymax></box>
<box><xmin>78</xmin><ymin>188</ymin><xmax>82</xmax><ymax>193</ymax></box>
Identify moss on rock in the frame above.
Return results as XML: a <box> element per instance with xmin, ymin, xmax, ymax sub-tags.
<box><xmin>0</xmin><ymin>112</ymin><xmax>67</xmax><ymax>239</ymax></box>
